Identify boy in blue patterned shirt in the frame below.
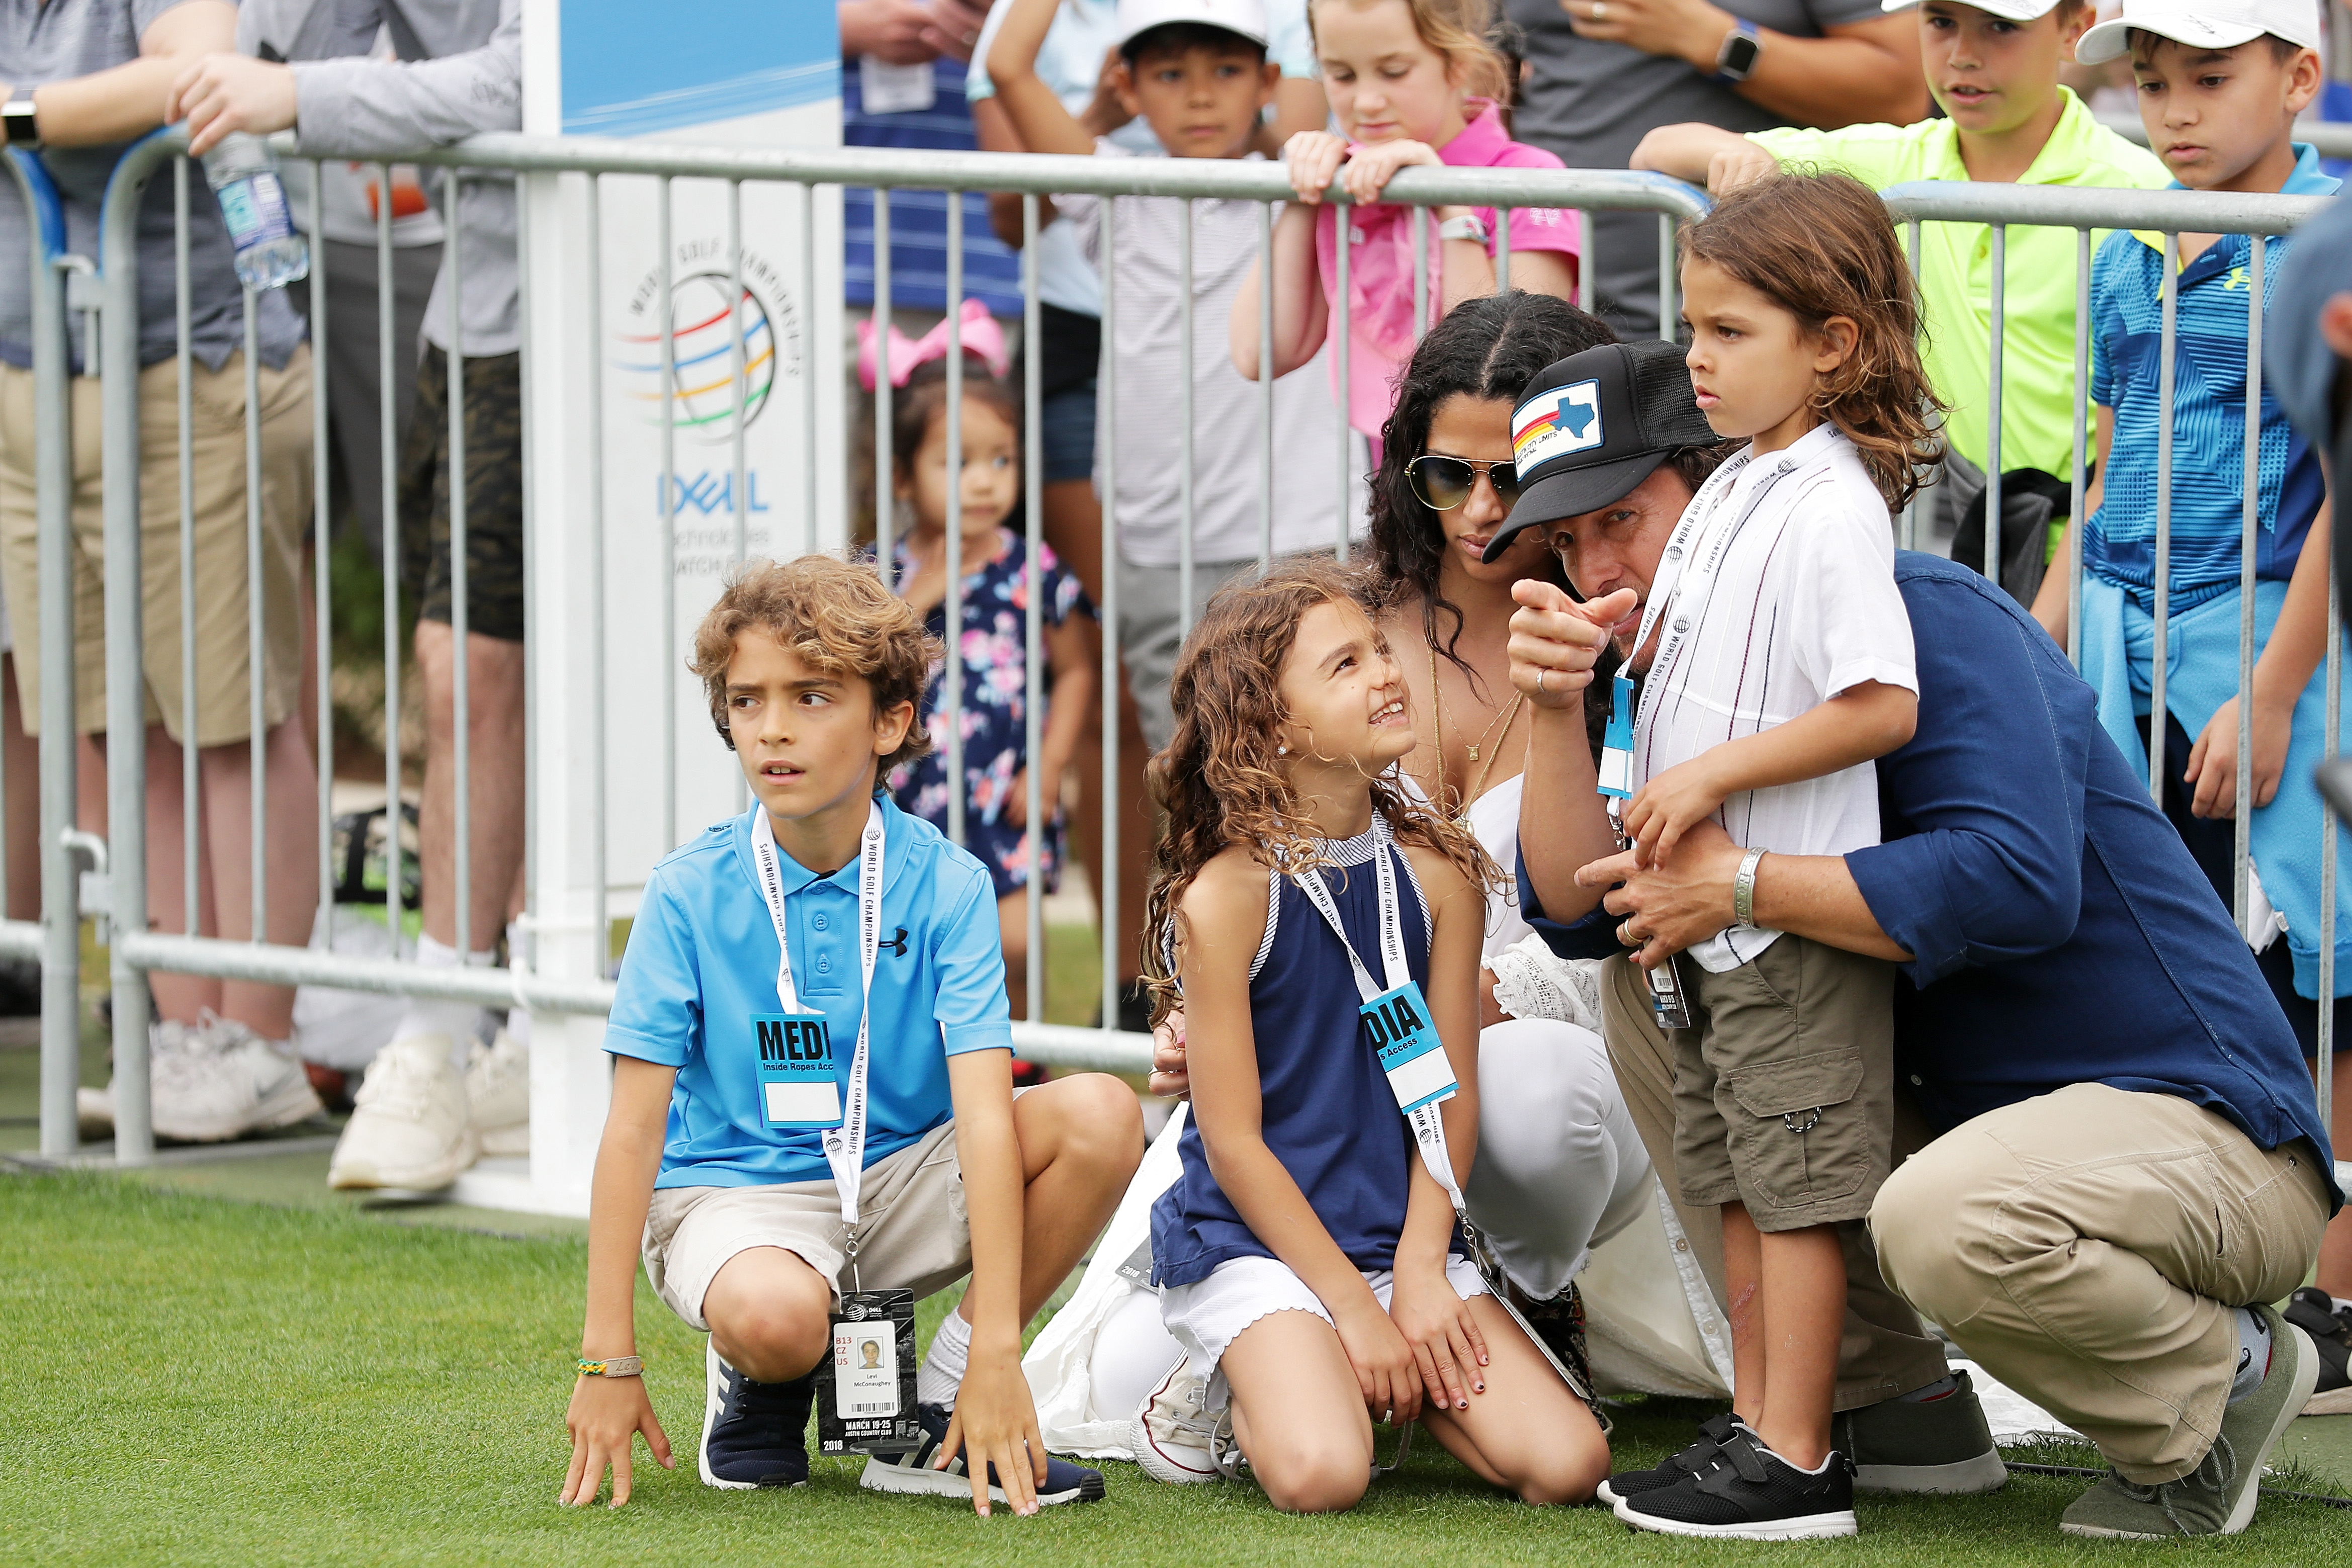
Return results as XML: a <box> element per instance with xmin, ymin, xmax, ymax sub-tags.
<box><xmin>2031</xmin><ymin>0</ymin><xmax>2352</xmax><ymax>1067</ymax></box>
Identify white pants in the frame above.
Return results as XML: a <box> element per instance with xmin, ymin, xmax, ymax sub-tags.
<box><xmin>1466</xmin><ymin>1016</ymin><xmax>1654</xmax><ymax>1301</ymax></box>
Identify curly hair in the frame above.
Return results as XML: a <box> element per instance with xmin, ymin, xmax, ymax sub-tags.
<box><xmin>1141</xmin><ymin>557</ymin><xmax>1501</xmax><ymax>1020</ymax></box>
<box><xmin>1681</xmin><ymin>170</ymin><xmax>1945</xmax><ymax>511</ymax></box>
<box><xmin>1367</xmin><ymin>291</ymin><xmax>1615</xmax><ymax>691</ymax></box>
<box><xmin>686</xmin><ymin>555</ymin><xmax>940</xmax><ymax>787</ymax></box>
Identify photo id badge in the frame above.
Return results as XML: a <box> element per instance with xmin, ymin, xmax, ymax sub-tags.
<box><xmin>1363</xmin><ymin>980</ymin><xmax>1456</xmax><ymax>1114</ymax></box>
<box><xmin>817</xmin><ymin>1288</ymin><xmax>920</xmax><ymax>1454</ymax></box>
<box><xmin>753</xmin><ymin>1012</ymin><xmax>842</xmax><ymax>1130</ymax></box>
<box><xmin>1647</xmin><ymin>953</ymin><xmax>1694</xmax><ymax>1031</ymax></box>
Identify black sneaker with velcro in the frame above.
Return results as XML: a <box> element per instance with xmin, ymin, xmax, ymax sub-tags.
<box><xmin>1598</xmin><ymin>1412</ymin><xmax>1749</xmax><ymax>1505</ymax></box>
<box><xmin>1614</xmin><ymin>1425</ymin><xmax>1858</xmax><ymax>1540</ymax></box>
<box><xmin>2285</xmin><ymin>1286</ymin><xmax>2352</xmax><ymax>1415</ymax></box>
<box><xmin>858</xmin><ymin>1402</ymin><xmax>1107</xmax><ymax>1506</ymax></box>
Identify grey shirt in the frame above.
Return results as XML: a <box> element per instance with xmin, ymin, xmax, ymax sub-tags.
<box><xmin>276</xmin><ymin>0</ymin><xmax>519</xmax><ymax>357</ymax></box>
<box><xmin>1504</xmin><ymin>0</ymin><xmax>1882</xmax><ymax>334</ymax></box>
<box><xmin>0</xmin><ymin>0</ymin><xmax>306</xmax><ymax>372</ymax></box>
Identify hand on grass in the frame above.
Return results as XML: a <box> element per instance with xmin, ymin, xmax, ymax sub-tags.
<box><xmin>1621</xmin><ymin>755</ymin><xmax>1726</xmax><ymax>867</ymax></box>
<box><xmin>1387</xmin><ymin>1266</ymin><xmax>1488</xmax><ymax>1413</ymax></box>
<box><xmin>938</xmin><ymin>1343</ymin><xmax>1042</xmax><ymax>1517</ymax></box>
<box><xmin>561</xmin><ymin>1372</ymin><xmax>673</xmax><ymax>1508</ymax></box>
<box><xmin>1333</xmin><ymin>1297</ymin><xmax>1423</xmax><ymax>1425</ymax></box>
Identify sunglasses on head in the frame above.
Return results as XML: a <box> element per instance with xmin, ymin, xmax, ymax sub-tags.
<box><xmin>1406</xmin><ymin>454</ymin><xmax>1523</xmax><ymax>512</ymax></box>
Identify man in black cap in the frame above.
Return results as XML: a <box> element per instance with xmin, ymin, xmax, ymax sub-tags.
<box><xmin>1501</xmin><ymin>339</ymin><xmax>2338</xmax><ymax>1539</ymax></box>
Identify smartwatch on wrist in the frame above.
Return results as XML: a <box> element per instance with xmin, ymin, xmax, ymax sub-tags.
<box><xmin>3</xmin><ymin>99</ymin><xmax>39</xmax><ymax>147</ymax></box>
<box><xmin>1436</xmin><ymin>213</ymin><xmax>1491</xmax><ymax>246</ymax></box>
<box><xmin>1714</xmin><ymin>19</ymin><xmax>1763</xmax><ymax>83</ymax></box>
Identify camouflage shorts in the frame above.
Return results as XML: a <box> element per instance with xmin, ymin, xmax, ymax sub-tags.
<box><xmin>400</xmin><ymin>345</ymin><xmax>524</xmax><ymax>643</ymax></box>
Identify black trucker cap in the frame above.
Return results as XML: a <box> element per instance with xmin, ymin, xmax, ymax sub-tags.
<box><xmin>1480</xmin><ymin>339</ymin><xmax>1719</xmax><ymax>563</ymax></box>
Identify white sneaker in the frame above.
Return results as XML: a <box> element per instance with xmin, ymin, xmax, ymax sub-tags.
<box><xmin>328</xmin><ymin>1034</ymin><xmax>479</xmax><ymax>1190</ymax></box>
<box><xmin>145</xmin><ymin>1014</ymin><xmax>323</xmax><ymax>1143</ymax></box>
<box><xmin>1130</xmin><ymin>1352</ymin><xmax>1223</xmax><ymax>1485</ymax></box>
<box><xmin>465</xmin><ymin>1028</ymin><xmax>530</xmax><ymax>1157</ymax></box>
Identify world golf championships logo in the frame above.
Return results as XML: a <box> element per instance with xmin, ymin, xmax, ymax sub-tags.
<box><xmin>618</xmin><ymin>248</ymin><xmax>800</xmax><ymax>445</ymax></box>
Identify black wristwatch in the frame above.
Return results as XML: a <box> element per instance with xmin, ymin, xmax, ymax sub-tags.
<box><xmin>3</xmin><ymin>98</ymin><xmax>38</xmax><ymax>146</ymax></box>
<box><xmin>1714</xmin><ymin>20</ymin><xmax>1763</xmax><ymax>84</ymax></box>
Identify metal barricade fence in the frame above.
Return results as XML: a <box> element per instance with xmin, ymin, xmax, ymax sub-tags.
<box><xmin>10</xmin><ymin>134</ymin><xmax>2343</xmax><ymax>1198</ymax></box>
<box><xmin>14</xmin><ymin>129</ymin><xmax>1707</xmax><ymax>1179</ymax></box>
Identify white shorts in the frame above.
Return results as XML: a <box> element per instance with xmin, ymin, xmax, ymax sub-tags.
<box><xmin>1159</xmin><ymin>1252</ymin><xmax>1490</xmax><ymax>1387</ymax></box>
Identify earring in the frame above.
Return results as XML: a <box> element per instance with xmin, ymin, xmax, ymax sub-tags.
<box><xmin>1276</xmin><ymin>744</ymin><xmax>1288</xmax><ymax>755</ymax></box>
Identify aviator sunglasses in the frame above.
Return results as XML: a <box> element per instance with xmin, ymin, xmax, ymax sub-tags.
<box><xmin>1406</xmin><ymin>454</ymin><xmax>1523</xmax><ymax>512</ymax></box>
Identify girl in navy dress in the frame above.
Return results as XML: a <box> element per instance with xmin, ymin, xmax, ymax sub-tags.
<box><xmin>867</xmin><ymin>308</ymin><xmax>1098</xmax><ymax>1023</ymax></box>
<box><xmin>1139</xmin><ymin>558</ymin><xmax>1608</xmax><ymax>1513</ymax></box>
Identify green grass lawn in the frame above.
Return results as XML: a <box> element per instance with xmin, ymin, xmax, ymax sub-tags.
<box><xmin>4</xmin><ymin>1174</ymin><xmax>2348</xmax><ymax>1566</ymax></box>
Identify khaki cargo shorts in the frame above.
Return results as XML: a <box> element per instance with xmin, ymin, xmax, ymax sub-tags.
<box><xmin>643</xmin><ymin>1118</ymin><xmax>972</xmax><ymax>1331</ymax></box>
<box><xmin>0</xmin><ymin>350</ymin><xmax>312</xmax><ymax>743</ymax></box>
<box><xmin>1672</xmin><ymin>933</ymin><xmax>1895</xmax><ymax>1232</ymax></box>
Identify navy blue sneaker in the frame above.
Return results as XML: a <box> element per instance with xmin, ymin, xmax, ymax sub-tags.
<box><xmin>858</xmin><ymin>1402</ymin><xmax>1107</xmax><ymax>1506</ymax></box>
<box><xmin>699</xmin><ymin>1340</ymin><xmax>814</xmax><ymax>1489</ymax></box>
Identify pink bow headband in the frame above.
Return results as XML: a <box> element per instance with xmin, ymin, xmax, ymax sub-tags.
<box><xmin>856</xmin><ymin>299</ymin><xmax>1011</xmax><ymax>392</ymax></box>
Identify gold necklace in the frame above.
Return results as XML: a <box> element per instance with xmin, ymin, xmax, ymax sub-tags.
<box><xmin>1429</xmin><ymin>641</ymin><xmax>1524</xmax><ymax>810</ymax></box>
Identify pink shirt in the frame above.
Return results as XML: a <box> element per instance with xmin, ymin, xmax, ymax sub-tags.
<box><xmin>1313</xmin><ymin>102</ymin><xmax>1581</xmax><ymax>437</ymax></box>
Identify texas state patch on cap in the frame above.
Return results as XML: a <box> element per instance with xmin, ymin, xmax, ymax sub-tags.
<box><xmin>1513</xmin><ymin>379</ymin><xmax>1603</xmax><ymax>471</ymax></box>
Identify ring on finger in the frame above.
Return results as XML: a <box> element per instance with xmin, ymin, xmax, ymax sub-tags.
<box><xmin>1536</xmin><ymin>668</ymin><xmax>1549</xmax><ymax>693</ymax></box>
<box><xmin>1592</xmin><ymin>0</ymin><xmax>1608</xmax><ymax>16</ymax></box>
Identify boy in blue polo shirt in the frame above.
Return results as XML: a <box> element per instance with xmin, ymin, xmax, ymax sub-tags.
<box><xmin>2032</xmin><ymin>0</ymin><xmax>2352</xmax><ymax>1073</ymax></box>
<box><xmin>560</xmin><ymin>556</ymin><xmax>1143</xmax><ymax>1515</ymax></box>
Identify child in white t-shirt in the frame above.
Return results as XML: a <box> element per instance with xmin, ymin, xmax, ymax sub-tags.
<box><xmin>1591</xmin><ymin>171</ymin><xmax>1935</xmax><ymax>1542</ymax></box>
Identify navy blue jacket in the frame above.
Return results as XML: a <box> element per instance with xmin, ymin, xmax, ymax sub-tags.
<box><xmin>1527</xmin><ymin>553</ymin><xmax>2339</xmax><ymax>1208</ymax></box>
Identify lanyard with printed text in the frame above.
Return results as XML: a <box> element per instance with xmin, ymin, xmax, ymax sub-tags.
<box><xmin>750</xmin><ymin>800</ymin><xmax>888</xmax><ymax>1228</ymax></box>
<box><xmin>1288</xmin><ymin>813</ymin><xmax>1466</xmax><ymax>1217</ymax></box>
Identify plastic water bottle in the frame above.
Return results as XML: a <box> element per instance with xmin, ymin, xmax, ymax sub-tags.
<box><xmin>201</xmin><ymin>133</ymin><xmax>309</xmax><ymax>291</ymax></box>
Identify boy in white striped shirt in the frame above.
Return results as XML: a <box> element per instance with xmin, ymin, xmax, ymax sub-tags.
<box><xmin>1571</xmin><ymin>173</ymin><xmax>1932</xmax><ymax>1541</ymax></box>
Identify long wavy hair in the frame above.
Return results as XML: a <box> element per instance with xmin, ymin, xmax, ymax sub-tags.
<box><xmin>1681</xmin><ymin>171</ymin><xmax>1945</xmax><ymax>511</ymax></box>
<box><xmin>1141</xmin><ymin>558</ymin><xmax>1502</xmax><ymax>1020</ymax></box>
<box><xmin>1368</xmin><ymin>292</ymin><xmax>1616</xmax><ymax>692</ymax></box>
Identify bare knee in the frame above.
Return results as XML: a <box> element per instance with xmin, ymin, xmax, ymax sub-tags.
<box><xmin>1507</xmin><ymin>1437</ymin><xmax>1610</xmax><ymax>1507</ymax></box>
<box><xmin>1257</xmin><ymin>1441</ymin><xmax>1372</xmax><ymax>1515</ymax></box>
<box><xmin>706</xmin><ymin>1299</ymin><xmax>827</xmax><ymax>1384</ymax></box>
<box><xmin>1048</xmin><ymin>1072</ymin><xmax>1146</xmax><ymax>1178</ymax></box>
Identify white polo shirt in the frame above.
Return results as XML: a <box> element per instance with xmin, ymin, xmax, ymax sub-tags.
<box><xmin>1632</xmin><ymin>422</ymin><xmax>1916</xmax><ymax>973</ymax></box>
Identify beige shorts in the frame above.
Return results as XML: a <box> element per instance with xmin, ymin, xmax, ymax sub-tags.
<box><xmin>0</xmin><ymin>349</ymin><xmax>312</xmax><ymax>743</ymax></box>
<box><xmin>1673</xmin><ymin>933</ymin><xmax>1895</xmax><ymax>1232</ymax></box>
<box><xmin>642</xmin><ymin>1118</ymin><xmax>973</xmax><ymax>1331</ymax></box>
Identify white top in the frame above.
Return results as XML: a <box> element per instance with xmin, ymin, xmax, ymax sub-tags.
<box><xmin>1056</xmin><ymin>142</ymin><xmax>1366</xmax><ymax>566</ymax></box>
<box><xmin>1630</xmin><ymin>422</ymin><xmax>1915</xmax><ymax>973</ymax></box>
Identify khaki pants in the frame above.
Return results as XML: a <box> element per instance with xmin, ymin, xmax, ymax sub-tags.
<box><xmin>1871</xmin><ymin>1081</ymin><xmax>2329</xmax><ymax>1483</ymax></box>
<box><xmin>1603</xmin><ymin>953</ymin><xmax>1953</xmax><ymax>1411</ymax></box>
<box><xmin>0</xmin><ymin>350</ymin><xmax>312</xmax><ymax>743</ymax></box>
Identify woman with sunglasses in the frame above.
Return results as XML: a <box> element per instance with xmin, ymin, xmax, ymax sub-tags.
<box><xmin>1364</xmin><ymin>292</ymin><xmax>1684</xmax><ymax>1388</ymax></box>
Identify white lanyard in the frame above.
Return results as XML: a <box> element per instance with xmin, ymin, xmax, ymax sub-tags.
<box><xmin>750</xmin><ymin>800</ymin><xmax>888</xmax><ymax>1227</ymax></box>
<box><xmin>1287</xmin><ymin>813</ymin><xmax>1466</xmax><ymax>1216</ymax></box>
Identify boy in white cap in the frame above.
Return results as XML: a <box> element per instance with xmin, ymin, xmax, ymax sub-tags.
<box><xmin>987</xmin><ymin>0</ymin><xmax>1360</xmax><ymax>755</ymax></box>
<box><xmin>1633</xmin><ymin>0</ymin><xmax>2169</xmax><ymax>568</ymax></box>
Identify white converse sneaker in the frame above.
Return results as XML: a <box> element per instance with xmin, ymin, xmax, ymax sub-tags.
<box><xmin>1130</xmin><ymin>1352</ymin><xmax>1222</xmax><ymax>1485</ymax></box>
<box><xmin>138</xmin><ymin>1014</ymin><xmax>323</xmax><ymax>1143</ymax></box>
<box><xmin>328</xmin><ymin>1034</ymin><xmax>479</xmax><ymax>1190</ymax></box>
<box><xmin>465</xmin><ymin>1028</ymin><xmax>530</xmax><ymax>1157</ymax></box>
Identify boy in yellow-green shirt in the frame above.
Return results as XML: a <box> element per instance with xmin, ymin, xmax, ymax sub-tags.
<box><xmin>1632</xmin><ymin>0</ymin><xmax>2169</xmax><ymax>574</ymax></box>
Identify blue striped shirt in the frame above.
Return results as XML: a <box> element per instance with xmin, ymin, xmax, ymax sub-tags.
<box><xmin>2084</xmin><ymin>144</ymin><xmax>2338</xmax><ymax>613</ymax></box>
<box><xmin>842</xmin><ymin>58</ymin><xmax>1026</xmax><ymax>316</ymax></box>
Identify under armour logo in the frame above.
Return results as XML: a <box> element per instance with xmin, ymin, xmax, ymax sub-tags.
<box><xmin>882</xmin><ymin>927</ymin><xmax>909</xmax><ymax>957</ymax></box>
